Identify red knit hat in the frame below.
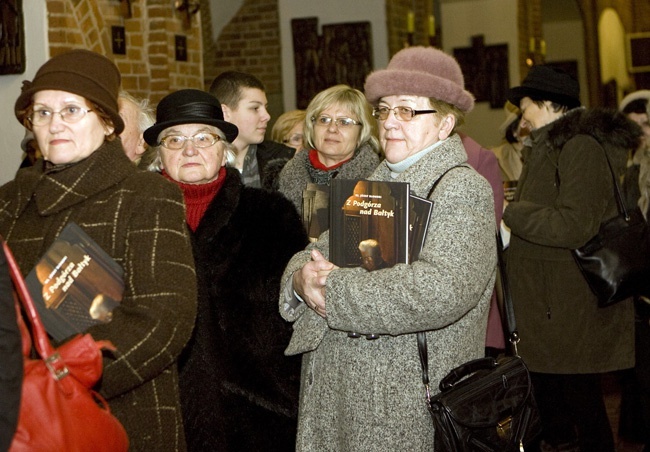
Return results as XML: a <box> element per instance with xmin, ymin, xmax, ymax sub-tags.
<box><xmin>364</xmin><ymin>46</ymin><xmax>475</xmax><ymax>113</ymax></box>
<box><xmin>14</xmin><ymin>49</ymin><xmax>124</xmax><ymax>134</ymax></box>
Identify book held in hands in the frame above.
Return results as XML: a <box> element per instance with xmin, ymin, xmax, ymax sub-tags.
<box><xmin>329</xmin><ymin>179</ymin><xmax>412</xmax><ymax>269</ymax></box>
<box><xmin>25</xmin><ymin>222</ymin><xmax>124</xmax><ymax>341</ymax></box>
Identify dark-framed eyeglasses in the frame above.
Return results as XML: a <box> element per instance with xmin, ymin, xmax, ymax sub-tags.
<box><xmin>372</xmin><ymin>106</ymin><xmax>437</xmax><ymax>121</ymax></box>
<box><xmin>29</xmin><ymin>105</ymin><xmax>94</xmax><ymax>126</ymax></box>
<box><xmin>312</xmin><ymin>115</ymin><xmax>362</xmax><ymax>128</ymax></box>
<box><xmin>159</xmin><ymin>132</ymin><xmax>221</xmax><ymax>150</ymax></box>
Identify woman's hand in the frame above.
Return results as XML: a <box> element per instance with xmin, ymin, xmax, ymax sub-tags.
<box><xmin>293</xmin><ymin>249</ymin><xmax>336</xmax><ymax>318</ymax></box>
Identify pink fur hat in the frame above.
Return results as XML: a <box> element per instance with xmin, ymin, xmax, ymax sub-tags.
<box><xmin>364</xmin><ymin>46</ymin><xmax>474</xmax><ymax>113</ymax></box>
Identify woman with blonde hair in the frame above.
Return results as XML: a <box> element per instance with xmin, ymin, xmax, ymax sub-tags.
<box><xmin>277</xmin><ymin>84</ymin><xmax>381</xmax><ymax>229</ymax></box>
<box><xmin>271</xmin><ymin>109</ymin><xmax>306</xmax><ymax>153</ymax></box>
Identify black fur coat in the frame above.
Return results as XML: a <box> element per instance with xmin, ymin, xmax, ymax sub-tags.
<box><xmin>178</xmin><ymin>168</ymin><xmax>308</xmax><ymax>451</ymax></box>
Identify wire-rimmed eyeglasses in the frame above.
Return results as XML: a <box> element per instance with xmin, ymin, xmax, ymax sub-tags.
<box><xmin>29</xmin><ymin>105</ymin><xmax>94</xmax><ymax>126</ymax></box>
<box><xmin>372</xmin><ymin>106</ymin><xmax>437</xmax><ymax>121</ymax></box>
<box><xmin>159</xmin><ymin>132</ymin><xmax>221</xmax><ymax>150</ymax></box>
<box><xmin>312</xmin><ymin>115</ymin><xmax>362</xmax><ymax>128</ymax></box>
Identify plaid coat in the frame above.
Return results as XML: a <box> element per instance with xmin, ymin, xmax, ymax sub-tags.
<box><xmin>0</xmin><ymin>139</ymin><xmax>197</xmax><ymax>451</ymax></box>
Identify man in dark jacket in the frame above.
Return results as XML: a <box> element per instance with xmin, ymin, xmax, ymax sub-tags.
<box><xmin>209</xmin><ymin>71</ymin><xmax>294</xmax><ymax>189</ymax></box>
<box><xmin>0</xmin><ymin>243</ymin><xmax>23</xmax><ymax>451</ymax></box>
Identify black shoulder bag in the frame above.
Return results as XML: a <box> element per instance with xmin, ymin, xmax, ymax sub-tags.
<box><xmin>418</xmin><ymin>232</ymin><xmax>542</xmax><ymax>451</ymax></box>
<box><xmin>571</xmin><ymin>147</ymin><xmax>650</xmax><ymax>307</ymax></box>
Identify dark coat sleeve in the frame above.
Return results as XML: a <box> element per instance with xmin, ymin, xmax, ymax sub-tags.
<box><xmin>0</xmin><ymin>247</ymin><xmax>23</xmax><ymax>451</ymax></box>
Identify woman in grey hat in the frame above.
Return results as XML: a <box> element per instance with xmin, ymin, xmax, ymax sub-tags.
<box><xmin>279</xmin><ymin>46</ymin><xmax>496</xmax><ymax>451</ymax></box>
<box><xmin>3</xmin><ymin>49</ymin><xmax>197</xmax><ymax>451</ymax></box>
<box><xmin>143</xmin><ymin>89</ymin><xmax>309</xmax><ymax>451</ymax></box>
<box><xmin>503</xmin><ymin>65</ymin><xmax>641</xmax><ymax>451</ymax></box>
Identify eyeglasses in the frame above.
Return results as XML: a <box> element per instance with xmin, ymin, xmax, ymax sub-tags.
<box><xmin>29</xmin><ymin>105</ymin><xmax>94</xmax><ymax>126</ymax></box>
<box><xmin>159</xmin><ymin>132</ymin><xmax>221</xmax><ymax>150</ymax></box>
<box><xmin>372</xmin><ymin>106</ymin><xmax>437</xmax><ymax>121</ymax></box>
<box><xmin>283</xmin><ymin>133</ymin><xmax>303</xmax><ymax>146</ymax></box>
<box><xmin>312</xmin><ymin>115</ymin><xmax>362</xmax><ymax>128</ymax></box>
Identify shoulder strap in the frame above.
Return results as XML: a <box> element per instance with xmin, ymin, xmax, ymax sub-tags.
<box><xmin>417</xmin><ymin>164</ymin><xmax>465</xmax><ymax>396</ymax></box>
<box><xmin>426</xmin><ymin>164</ymin><xmax>465</xmax><ymax>199</ymax></box>
<box><xmin>497</xmin><ymin>229</ymin><xmax>520</xmax><ymax>356</ymax></box>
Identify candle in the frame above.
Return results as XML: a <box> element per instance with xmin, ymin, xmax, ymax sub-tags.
<box><xmin>540</xmin><ymin>39</ymin><xmax>547</xmax><ymax>56</ymax></box>
<box><xmin>529</xmin><ymin>37</ymin><xmax>535</xmax><ymax>53</ymax></box>
<box><xmin>407</xmin><ymin>11</ymin><xmax>414</xmax><ymax>33</ymax></box>
<box><xmin>428</xmin><ymin>15</ymin><xmax>435</xmax><ymax>37</ymax></box>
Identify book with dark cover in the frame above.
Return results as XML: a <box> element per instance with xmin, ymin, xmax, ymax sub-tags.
<box><xmin>503</xmin><ymin>180</ymin><xmax>517</xmax><ymax>203</ymax></box>
<box><xmin>25</xmin><ymin>222</ymin><xmax>124</xmax><ymax>341</ymax></box>
<box><xmin>302</xmin><ymin>183</ymin><xmax>330</xmax><ymax>242</ymax></box>
<box><xmin>330</xmin><ymin>179</ymin><xmax>410</xmax><ymax>269</ymax></box>
<box><xmin>409</xmin><ymin>194</ymin><xmax>434</xmax><ymax>262</ymax></box>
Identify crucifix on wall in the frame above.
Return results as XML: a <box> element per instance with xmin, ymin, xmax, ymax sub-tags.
<box><xmin>453</xmin><ymin>35</ymin><xmax>509</xmax><ymax>109</ymax></box>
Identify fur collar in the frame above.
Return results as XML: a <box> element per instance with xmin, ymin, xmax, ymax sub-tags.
<box><xmin>545</xmin><ymin>107</ymin><xmax>642</xmax><ymax>152</ymax></box>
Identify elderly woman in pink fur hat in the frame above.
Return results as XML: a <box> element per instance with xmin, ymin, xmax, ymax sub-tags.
<box><xmin>279</xmin><ymin>46</ymin><xmax>497</xmax><ymax>451</ymax></box>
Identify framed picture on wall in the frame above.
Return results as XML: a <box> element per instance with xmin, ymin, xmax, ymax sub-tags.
<box><xmin>0</xmin><ymin>0</ymin><xmax>26</xmax><ymax>75</ymax></box>
<box><xmin>627</xmin><ymin>32</ymin><xmax>650</xmax><ymax>73</ymax></box>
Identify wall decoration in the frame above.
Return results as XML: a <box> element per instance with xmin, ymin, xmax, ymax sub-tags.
<box><xmin>0</xmin><ymin>0</ymin><xmax>26</xmax><ymax>75</ymax></box>
<box><xmin>292</xmin><ymin>18</ymin><xmax>373</xmax><ymax>109</ymax></box>
<box><xmin>453</xmin><ymin>35</ymin><xmax>508</xmax><ymax>109</ymax></box>
<box><xmin>111</xmin><ymin>26</ymin><xmax>126</xmax><ymax>55</ymax></box>
<box><xmin>175</xmin><ymin>35</ymin><xmax>187</xmax><ymax>62</ymax></box>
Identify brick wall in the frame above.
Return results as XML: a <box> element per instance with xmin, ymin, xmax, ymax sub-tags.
<box><xmin>202</xmin><ymin>1</ymin><xmax>281</xmax><ymax>91</ymax></box>
<box><xmin>201</xmin><ymin>0</ymin><xmax>284</xmax><ymax>121</ymax></box>
<box><xmin>46</xmin><ymin>0</ymin><xmax>203</xmax><ymax>105</ymax></box>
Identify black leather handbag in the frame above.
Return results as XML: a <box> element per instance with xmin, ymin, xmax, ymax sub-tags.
<box><xmin>572</xmin><ymin>148</ymin><xmax>650</xmax><ymax>307</ymax></box>
<box><xmin>418</xmin><ymin>234</ymin><xmax>541</xmax><ymax>451</ymax></box>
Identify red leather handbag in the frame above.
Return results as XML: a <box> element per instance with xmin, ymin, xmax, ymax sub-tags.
<box><xmin>3</xmin><ymin>239</ymin><xmax>129</xmax><ymax>452</ymax></box>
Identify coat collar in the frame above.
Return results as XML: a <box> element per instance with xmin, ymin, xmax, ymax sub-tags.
<box><xmin>192</xmin><ymin>167</ymin><xmax>243</xmax><ymax>242</ymax></box>
<box><xmin>371</xmin><ymin>133</ymin><xmax>468</xmax><ymax>197</ymax></box>
<box><xmin>532</xmin><ymin>107</ymin><xmax>641</xmax><ymax>153</ymax></box>
<box><xmin>14</xmin><ymin>139</ymin><xmax>135</xmax><ymax>216</ymax></box>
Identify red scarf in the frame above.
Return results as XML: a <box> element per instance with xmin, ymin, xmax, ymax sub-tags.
<box><xmin>163</xmin><ymin>167</ymin><xmax>227</xmax><ymax>231</ymax></box>
<box><xmin>308</xmin><ymin>149</ymin><xmax>351</xmax><ymax>171</ymax></box>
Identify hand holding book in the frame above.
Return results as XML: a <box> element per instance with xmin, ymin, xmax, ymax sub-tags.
<box><xmin>293</xmin><ymin>249</ymin><xmax>335</xmax><ymax>318</ymax></box>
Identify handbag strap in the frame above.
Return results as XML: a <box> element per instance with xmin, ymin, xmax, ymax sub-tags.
<box><xmin>416</xmin><ymin>164</ymin><xmax>465</xmax><ymax>398</ymax></box>
<box><xmin>600</xmin><ymin>148</ymin><xmax>630</xmax><ymax>220</ymax></box>
<box><xmin>496</xmin><ymin>229</ymin><xmax>520</xmax><ymax>356</ymax></box>
<box><xmin>2</xmin><ymin>239</ymin><xmax>60</xmax><ymax>367</ymax></box>
<box><xmin>416</xmin><ymin>163</ymin><xmax>522</xmax><ymax>395</ymax></box>
<box><xmin>556</xmin><ymin>147</ymin><xmax>629</xmax><ymax>221</ymax></box>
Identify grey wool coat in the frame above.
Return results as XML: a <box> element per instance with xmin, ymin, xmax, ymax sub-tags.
<box><xmin>0</xmin><ymin>140</ymin><xmax>198</xmax><ymax>451</ymax></box>
<box><xmin>277</xmin><ymin>143</ymin><xmax>381</xmax><ymax>213</ymax></box>
<box><xmin>503</xmin><ymin>108</ymin><xmax>641</xmax><ymax>374</ymax></box>
<box><xmin>280</xmin><ymin>134</ymin><xmax>496</xmax><ymax>451</ymax></box>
